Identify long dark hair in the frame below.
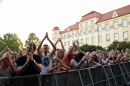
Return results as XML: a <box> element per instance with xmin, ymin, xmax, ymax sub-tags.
<box><xmin>74</xmin><ymin>52</ymin><xmax>85</xmax><ymax>61</ymax></box>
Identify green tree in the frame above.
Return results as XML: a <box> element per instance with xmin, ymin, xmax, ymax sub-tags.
<box><xmin>107</xmin><ymin>41</ymin><xmax>130</xmax><ymax>52</ymax></box>
<box><xmin>25</xmin><ymin>33</ymin><xmax>40</xmax><ymax>47</ymax></box>
<box><xmin>0</xmin><ymin>33</ymin><xmax>24</xmax><ymax>51</ymax></box>
<box><xmin>79</xmin><ymin>44</ymin><xmax>106</xmax><ymax>52</ymax></box>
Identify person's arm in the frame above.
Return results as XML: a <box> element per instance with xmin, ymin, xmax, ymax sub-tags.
<box><xmin>16</xmin><ymin>57</ymin><xmax>30</xmax><ymax>75</ymax></box>
<box><xmin>6</xmin><ymin>46</ymin><xmax>13</xmax><ymax>54</ymax></box>
<box><xmin>46</xmin><ymin>32</ymin><xmax>56</xmax><ymax>58</ymax></box>
<box><xmin>48</xmin><ymin>65</ymin><xmax>59</xmax><ymax>73</ymax></box>
<box><xmin>6</xmin><ymin>53</ymin><xmax>16</xmax><ymax>74</ymax></box>
<box><xmin>58</xmin><ymin>59</ymin><xmax>70</xmax><ymax>70</ymax></box>
<box><xmin>27</xmin><ymin>52</ymin><xmax>42</xmax><ymax>72</ymax></box>
<box><xmin>37</xmin><ymin>33</ymin><xmax>47</xmax><ymax>55</ymax></box>
<box><xmin>59</xmin><ymin>39</ymin><xmax>65</xmax><ymax>51</ymax></box>
<box><xmin>0</xmin><ymin>47</ymin><xmax>6</xmax><ymax>58</ymax></box>
<box><xmin>93</xmin><ymin>61</ymin><xmax>102</xmax><ymax>67</ymax></box>
<box><xmin>74</xmin><ymin>44</ymin><xmax>82</xmax><ymax>53</ymax></box>
<box><xmin>54</xmin><ymin>40</ymin><xmax>59</xmax><ymax>47</ymax></box>
<box><xmin>63</xmin><ymin>42</ymin><xmax>75</xmax><ymax>61</ymax></box>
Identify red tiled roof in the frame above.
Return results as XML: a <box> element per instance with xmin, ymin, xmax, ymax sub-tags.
<box><xmin>60</xmin><ymin>22</ymin><xmax>79</xmax><ymax>34</ymax></box>
<box><xmin>52</xmin><ymin>26</ymin><xmax>60</xmax><ymax>31</ymax></box>
<box><xmin>97</xmin><ymin>4</ymin><xmax>130</xmax><ymax>23</ymax></box>
<box><xmin>79</xmin><ymin>11</ymin><xmax>101</xmax><ymax>22</ymax></box>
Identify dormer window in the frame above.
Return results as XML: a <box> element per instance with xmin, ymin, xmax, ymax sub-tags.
<box><xmin>80</xmin><ymin>23</ymin><xmax>83</xmax><ymax>27</ymax></box>
<box><xmin>112</xmin><ymin>11</ymin><xmax>118</xmax><ymax>18</ymax></box>
<box><xmin>91</xmin><ymin>20</ymin><xmax>94</xmax><ymax>24</ymax></box>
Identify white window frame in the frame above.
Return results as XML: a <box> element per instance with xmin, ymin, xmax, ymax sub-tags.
<box><xmin>98</xmin><ymin>26</ymin><xmax>102</xmax><ymax>32</ymax></box>
<box><xmin>91</xmin><ymin>28</ymin><xmax>94</xmax><ymax>34</ymax></box>
<box><xmin>114</xmin><ymin>22</ymin><xmax>118</xmax><ymax>29</ymax></box>
<box><xmin>114</xmin><ymin>33</ymin><xmax>119</xmax><ymax>40</ymax></box>
<box><xmin>106</xmin><ymin>34</ymin><xmax>110</xmax><ymax>41</ymax></box>
<box><xmin>91</xmin><ymin>20</ymin><xmax>94</xmax><ymax>24</ymax></box>
<box><xmin>123</xmin><ymin>19</ymin><xmax>128</xmax><ymax>27</ymax></box>
<box><xmin>99</xmin><ymin>36</ymin><xmax>102</xmax><ymax>42</ymax></box>
<box><xmin>106</xmin><ymin>24</ymin><xmax>109</xmax><ymax>30</ymax></box>
<box><xmin>123</xmin><ymin>31</ymin><xmax>128</xmax><ymax>40</ymax></box>
<box><xmin>86</xmin><ymin>38</ymin><xmax>89</xmax><ymax>44</ymax></box>
<box><xmin>92</xmin><ymin>37</ymin><xmax>95</xmax><ymax>43</ymax></box>
<box><xmin>86</xmin><ymin>29</ymin><xmax>89</xmax><ymax>34</ymax></box>
<box><xmin>85</xmin><ymin>22</ymin><xmax>88</xmax><ymax>26</ymax></box>
<box><xmin>68</xmin><ymin>41</ymin><xmax>70</xmax><ymax>46</ymax></box>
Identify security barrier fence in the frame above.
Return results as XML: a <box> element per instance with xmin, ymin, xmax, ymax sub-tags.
<box><xmin>1</xmin><ymin>62</ymin><xmax>130</xmax><ymax>86</ymax></box>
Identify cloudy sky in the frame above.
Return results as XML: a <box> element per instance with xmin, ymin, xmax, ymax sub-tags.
<box><xmin>0</xmin><ymin>0</ymin><xmax>130</xmax><ymax>44</ymax></box>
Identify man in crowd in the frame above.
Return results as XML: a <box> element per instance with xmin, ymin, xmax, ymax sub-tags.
<box><xmin>16</xmin><ymin>43</ymin><xmax>42</xmax><ymax>76</ymax></box>
<box><xmin>37</xmin><ymin>32</ymin><xmax>56</xmax><ymax>74</ymax></box>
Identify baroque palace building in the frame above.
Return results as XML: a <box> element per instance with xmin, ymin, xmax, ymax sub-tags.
<box><xmin>52</xmin><ymin>4</ymin><xmax>130</xmax><ymax>50</ymax></box>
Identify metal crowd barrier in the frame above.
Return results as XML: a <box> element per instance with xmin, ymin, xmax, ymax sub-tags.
<box><xmin>1</xmin><ymin>62</ymin><xmax>130</xmax><ymax>86</ymax></box>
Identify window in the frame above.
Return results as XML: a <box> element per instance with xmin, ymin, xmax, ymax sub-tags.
<box><xmin>80</xmin><ymin>23</ymin><xmax>83</xmax><ymax>27</ymax></box>
<box><xmin>68</xmin><ymin>41</ymin><xmax>70</xmax><ymax>46</ymax></box>
<box><xmin>123</xmin><ymin>19</ymin><xmax>128</xmax><ymax>27</ymax></box>
<box><xmin>80</xmin><ymin>31</ymin><xmax>83</xmax><ymax>35</ymax></box>
<box><xmin>91</xmin><ymin>20</ymin><xmax>94</xmax><ymax>24</ymax></box>
<box><xmin>64</xmin><ymin>35</ymin><xmax>66</xmax><ymax>39</ymax></box>
<box><xmin>106</xmin><ymin>24</ymin><xmax>109</xmax><ymax>30</ymax></box>
<box><xmin>72</xmin><ymin>33</ymin><xmax>74</xmax><ymax>38</ymax></box>
<box><xmin>86</xmin><ymin>29</ymin><xmax>89</xmax><ymax>34</ymax></box>
<box><xmin>76</xmin><ymin>32</ymin><xmax>78</xmax><ymax>37</ymax></box>
<box><xmin>106</xmin><ymin>34</ymin><xmax>110</xmax><ymax>41</ymax></box>
<box><xmin>114</xmin><ymin>33</ymin><xmax>119</xmax><ymax>40</ymax></box>
<box><xmin>81</xmin><ymin>39</ymin><xmax>83</xmax><ymax>44</ymax></box>
<box><xmin>92</xmin><ymin>37</ymin><xmax>95</xmax><ymax>43</ymax></box>
<box><xmin>85</xmin><ymin>22</ymin><xmax>88</xmax><ymax>26</ymax></box>
<box><xmin>54</xmin><ymin>31</ymin><xmax>57</xmax><ymax>34</ymax></box>
<box><xmin>68</xmin><ymin>34</ymin><xmax>70</xmax><ymax>38</ymax></box>
<box><xmin>91</xmin><ymin>28</ymin><xmax>94</xmax><ymax>33</ymax></box>
<box><xmin>99</xmin><ymin>36</ymin><xmax>102</xmax><ymax>42</ymax></box>
<box><xmin>114</xmin><ymin>22</ymin><xmax>118</xmax><ymax>29</ymax></box>
<box><xmin>64</xmin><ymin>42</ymin><xmax>66</xmax><ymax>46</ymax></box>
<box><xmin>86</xmin><ymin>38</ymin><xmax>89</xmax><ymax>44</ymax></box>
<box><xmin>98</xmin><ymin>26</ymin><xmax>102</xmax><ymax>32</ymax></box>
<box><xmin>123</xmin><ymin>31</ymin><xmax>128</xmax><ymax>40</ymax></box>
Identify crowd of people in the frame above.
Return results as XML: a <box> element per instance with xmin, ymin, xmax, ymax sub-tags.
<box><xmin>0</xmin><ymin>32</ymin><xmax>130</xmax><ymax>77</ymax></box>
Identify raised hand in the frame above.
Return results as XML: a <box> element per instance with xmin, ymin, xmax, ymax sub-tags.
<box><xmin>26</xmin><ymin>52</ymin><xmax>34</xmax><ymax>62</ymax></box>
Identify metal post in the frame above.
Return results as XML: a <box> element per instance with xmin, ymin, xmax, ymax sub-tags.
<box><xmin>78</xmin><ymin>70</ymin><xmax>84</xmax><ymax>86</ymax></box>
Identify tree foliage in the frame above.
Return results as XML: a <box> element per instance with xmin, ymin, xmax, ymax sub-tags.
<box><xmin>107</xmin><ymin>41</ymin><xmax>130</xmax><ymax>52</ymax></box>
<box><xmin>79</xmin><ymin>44</ymin><xmax>106</xmax><ymax>52</ymax></box>
<box><xmin>0</xmin><ymin>33</ymin><xmax>24</xmax><ymax>51</ymax></box>
<box><xmin>25</xmin><ymin>33</ymin><xmax>40</xmax><ymax>47</ymax></box>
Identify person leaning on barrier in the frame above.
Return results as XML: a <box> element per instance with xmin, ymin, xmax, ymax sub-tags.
<box><xmin>16</xmin><ymin>43</ymin><xmax>42</xmax><ymax>76</ymax></box>
<box><xmin>83</xmin><ymin>53</ymin><xmax>102</xmax><ymax>68</ymax></box>
<box><xmin>0</xmin><ymin>53</ymin><xmax>16</xmax><ymax>77</ymax></box>
<box><xmin>70</xmin><ymin>52</ymin><xmax>85</xmax><ymax>70</ymax></box>
<box><xmin>48</xmin><ymin>58</ymin><xmax>70</xmax><ymax>73</ymax></box>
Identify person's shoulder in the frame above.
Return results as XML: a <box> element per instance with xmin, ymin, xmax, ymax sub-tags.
<box><xmin>33</xmin><ymin>54</ymin><xmax>41</xmax><ymax>59</ymax></box>
<box><xmin>18</xmin><ymin>55</ymin><xmax>26</xmax><ymax>60</ymax></box>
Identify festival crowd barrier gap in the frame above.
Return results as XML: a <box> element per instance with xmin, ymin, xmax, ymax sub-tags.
<box><xmin>1</xmin><ymin>62</ymin><xmax>130</xmax><ymax>86</ymax></box>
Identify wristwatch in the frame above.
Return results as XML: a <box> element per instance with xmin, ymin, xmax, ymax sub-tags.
<box><xmin>30</xmin><ymin>60</ymin><xmax>36</xmax><ymax>64</ymax></box>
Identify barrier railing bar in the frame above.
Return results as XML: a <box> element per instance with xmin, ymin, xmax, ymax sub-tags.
<box><xmin>54</xmin><ymin>74</ymin><xmax>59</xmax><ymax>86</ymax></box>
<box><xmin>37</xmin><ymin>75</ymin><xmax>42</xmax><ymax>86</ymax></box>
<box><xmin>78</xmin><ymin>70</ymin><xmax>84</xmax><ymax>86</ymax></box>
<box><xmin>102</xmin><ymin>66</ymin><xmax>111</xmax><ymax>86</ymax></box>
<box><xmin>88</xmin><ymin>69</ymin><xmax>95</xmax><ymax>86</ymax></box>
<box><xmin>118</xmin><ymin>64</ymin><xmax>129</xmax><ymax>86</ymax></box>
<box><xmin>122</xmin><ymin>63</ymin><xmax>130</xmax><ymax>81</ymax></box>
<box><xmin>109</xmin><ymin>65</ymin><xmax>118</xmax><ymax>86</ymax></box>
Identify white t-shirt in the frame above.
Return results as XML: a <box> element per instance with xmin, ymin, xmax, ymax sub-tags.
<box><xmin>40</xmin><ymin>53</ymin><xmax>53</xmax><ymax>74</ymax></box>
